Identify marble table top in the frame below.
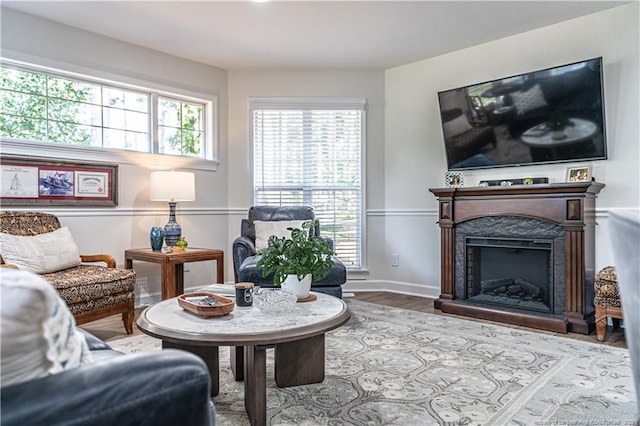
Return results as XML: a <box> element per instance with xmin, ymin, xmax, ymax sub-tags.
<box><xmin>136</xmin><ymin>289</ymin><xmax>350</xmax><ymax>346</ymax></box>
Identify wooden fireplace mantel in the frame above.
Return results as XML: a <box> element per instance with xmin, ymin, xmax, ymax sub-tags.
<box><xmin>429</xmin><ymin>181</ymin><xmax>604</xmax><ymax>334</ymax></box>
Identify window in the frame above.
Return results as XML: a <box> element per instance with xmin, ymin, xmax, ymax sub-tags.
<box><xmin>158</xmin><ymin>96</ymin><xmax>204</xmax><ymax>157</ymax></box>
<box><xmin>0</xmin><ymin>59</ymin><xmax>213</xmax><ymax>161</ymax></box>
<box><xmin>250</xmin><ymin>98</ymin><xmax>365</xmax><ymax>268</ymax></box>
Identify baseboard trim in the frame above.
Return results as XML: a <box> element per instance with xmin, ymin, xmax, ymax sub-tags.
<box><xmin>344</xmin><ymin>280</ymin><xmax>439</xmax><ymax>299</ymax></box>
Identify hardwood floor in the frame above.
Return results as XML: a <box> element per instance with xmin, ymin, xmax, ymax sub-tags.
<box><xmin>81</xmin><ymin>291</ymin><xmax>627</xmax><ymax>349</ymax></box>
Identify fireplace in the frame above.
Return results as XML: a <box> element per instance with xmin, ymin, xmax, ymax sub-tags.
<box><xmin>465</xmin><ymin>237</ymin><xmax>553</xmax><ymax>314</ymax></box>
<box><xmin>430</xmin><ymin>182</ymin><xmax>604</xmax><ymax>334</ymax></box>
<box><xmin>455</xmin><ymin>215</ymin><xmax>567</xmax><ymax>321</ymax></box>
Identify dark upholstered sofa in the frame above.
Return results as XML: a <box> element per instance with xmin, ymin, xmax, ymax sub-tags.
<box><xmin>232</xmin><ymin>206</ymin><xmax>347</xmax><ymax>298</ymax></box>
<box><xmin>1</xmin><ymin>330</ymin><xmax>216</xmax><ymax>426</ymax></box>
<box><xmin>1</xmin><ymin>268</ymin><xmax>215</xmax><ymax>426</ymax></box>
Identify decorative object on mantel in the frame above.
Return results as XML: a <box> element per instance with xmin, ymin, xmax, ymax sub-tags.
<box><xmin>478</xmin><ymin>177</ymin><xmax>549</xmax><ymax>187</ymax></box>
<box><xmin>149</xmin><ymin>170</ymin><xmax>195</xmax><ymax>248</ymax></box>
<box><xmin>566</xmin><ymin>165</ymin><xmax>592</xmax><ymax>182</ymax></box>
<box><xmin>149</xmin><ymin>226</ymin><xmax>164</xmax><ymax>252</ymax></box>
<box><xmin>445</xmin><ymin>171</ymin><xmax>464</xmax><ymax>188</ymax></box>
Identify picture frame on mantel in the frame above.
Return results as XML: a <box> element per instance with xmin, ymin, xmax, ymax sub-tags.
<box><xmin>0</xmin><ymin>156</ymin><xmax>118</xmax><ymax>207</ymax></box>
<box><xmin>566</xmin><ymin>165</ymin><xmax>592</xmax><ymax>183</ymax></box>
<box><xmin>445</xmin><ymin>171</ymin><xmax>464</xmax><ymax>188</ymax></box>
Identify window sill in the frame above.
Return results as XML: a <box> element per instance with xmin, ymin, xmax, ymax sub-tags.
<box><xmin>0</xmin><ymin>139</ymin><xmax>219</xmax><ymax>171</ymax></box>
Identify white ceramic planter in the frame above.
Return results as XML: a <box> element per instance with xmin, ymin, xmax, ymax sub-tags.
<box><xmin>281</xmin><ymin>274</ymin><xmax>312</xmax><ymax>299</ymax></box>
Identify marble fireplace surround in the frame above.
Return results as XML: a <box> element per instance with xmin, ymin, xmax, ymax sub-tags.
<box><xmin>430</xmin><ymin>182</ymin><xmax>604</xmax><ymax>334</ymax></box>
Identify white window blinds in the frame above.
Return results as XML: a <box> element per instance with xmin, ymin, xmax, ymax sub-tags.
<box><xmin>250</xmin><ymin>98</ymin><xmax>365</xmax><ymax>268</ymax></box>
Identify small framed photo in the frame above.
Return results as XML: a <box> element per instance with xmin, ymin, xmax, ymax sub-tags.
<box><xmin>445</xmin><ymin>171</ymin><xmax>464</xmax><ymax>188</ymax></box>
<box><xmin>566</xmin><ymin>165</ymin><xmax>592</xmax><ymax>183</ymax></box>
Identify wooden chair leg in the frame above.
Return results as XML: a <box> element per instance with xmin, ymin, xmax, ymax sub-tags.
<box><xmin>595</xmin><ymin>305</ymin><xmax>607</xmax><ymax>342</ymax></box>
<box><xmin>122</xmin><ymin>301</ymin><xmax>135</xmax><ymax>334</ymax></box>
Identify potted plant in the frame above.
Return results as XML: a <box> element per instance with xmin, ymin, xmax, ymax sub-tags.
<box><xmin>256</xmin><ymin>220</ymin><xmax>334</xmax><ymax>298</ymax></box>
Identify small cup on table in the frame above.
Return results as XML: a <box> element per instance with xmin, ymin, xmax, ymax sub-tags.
<box><xmin>235</xmin><ymin>282</ymin><xmax>254</xmax><ymax>307</ymax></box>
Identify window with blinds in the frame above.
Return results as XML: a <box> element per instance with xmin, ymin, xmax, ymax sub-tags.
<box><xmin>250</xmin><ymin>98</ymin><xmax>365</xmax><ymax>268</ymax></box>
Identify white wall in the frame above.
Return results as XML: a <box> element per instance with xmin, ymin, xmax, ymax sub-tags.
<box><xmin>1</xmin><ymin>4</ymin><xmax>638</xmax><ymax>305</ymax></box>
<box><xmin>1</xmin><ymin>8</ymin><xmax>231</xmax><ymax>304</ymax></box>
<box><xmin>383</xmin><ymin>3</ymin><xmax>639</xmax><ymax>298</ymax></box>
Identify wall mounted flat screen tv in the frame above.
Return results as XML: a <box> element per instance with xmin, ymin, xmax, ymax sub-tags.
<box><xmin>437</xmin><ymin>57</ymin><xmax>607</xmax><ymax>170</ymax></box>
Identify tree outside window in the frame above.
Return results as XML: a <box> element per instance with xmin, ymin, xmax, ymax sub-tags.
<box><xmin>0</xmin><ymin>61</ymin><xmax>208</xmax><ymax>159</ymax></box>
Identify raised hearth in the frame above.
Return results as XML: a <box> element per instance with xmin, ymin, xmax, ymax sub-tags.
<box><xmin>430</xmin><ymin>182</ymin><xmax>604</xmax><ymax>334</ymax></box>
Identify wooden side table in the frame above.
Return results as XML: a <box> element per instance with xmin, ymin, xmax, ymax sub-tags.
<box><xmin>125</xmin><ymin>248</ymin><xmax>224</xmax><ymax>300</ymax></box>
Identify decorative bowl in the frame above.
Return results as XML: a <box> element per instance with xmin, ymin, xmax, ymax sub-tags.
<box><xmin>253</xmin><ymin>287</ymin><xmax>297</xmax><ymax>315</ymax></box>
<box><xmin>177</xmin><ymin>292</ymin><xmax>235</xmax><ymax>318</ymax></box>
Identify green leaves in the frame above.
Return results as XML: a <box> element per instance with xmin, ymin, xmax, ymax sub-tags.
<box><xmin>0</xmin><ymin>64</ymin><xmax>203</xmax><ymax>157</ymax></box>
<box><xmin>256</xmin><ymin>219</ymin><xmax>335</xmax><ymax>286</ymax></box>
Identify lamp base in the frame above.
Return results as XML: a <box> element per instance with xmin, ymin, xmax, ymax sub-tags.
<box><xmin>164</xmin><ymin>202</ymin><xmax>181</xmax><ymax>247</ymax></box>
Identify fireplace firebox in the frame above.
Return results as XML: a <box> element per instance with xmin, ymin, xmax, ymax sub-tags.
<box><xmin>464</xmin><ymin>237</ymin><xmax>553</xmax><ymax>314</ymax></box>
<box><xmin>430</xmin><ymin>182</ymin><xmax>604</xmax><ymax>334</ymax></box>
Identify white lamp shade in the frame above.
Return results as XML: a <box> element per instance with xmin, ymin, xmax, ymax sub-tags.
<box><xmin>150</xmin><ymin>171</ymin><xmax>195</xmax><ymax>202</ymax></box>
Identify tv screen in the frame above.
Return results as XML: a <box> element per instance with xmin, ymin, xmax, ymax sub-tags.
<box><xmin>437</xmin><ymin>57</ymin><xmax>607</xmax><ymax>170</ymax></box>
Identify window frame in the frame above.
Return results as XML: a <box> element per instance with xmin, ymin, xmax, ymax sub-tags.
<box><xmin>0</xmin><ymin>55</ymin><xmax>219</xmax><ymax>171</ymax></box>
<box><xmin>249</xmin><ymin>97</ymin><xmax>367</xmax><ymax>269</ymax></box>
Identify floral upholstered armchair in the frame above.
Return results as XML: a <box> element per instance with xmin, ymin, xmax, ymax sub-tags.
<box><xmin>0</xmin><ymin>211</ymin><xmax>135</xmax><ymax>334</ymax></box>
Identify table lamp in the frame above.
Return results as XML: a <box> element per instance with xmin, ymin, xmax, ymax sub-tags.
<box><xmin>150</xmin><ymin>170</ymin><xmax>195</xmax><ymax>248</ymax></box>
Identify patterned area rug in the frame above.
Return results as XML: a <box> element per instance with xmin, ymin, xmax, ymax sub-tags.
<box><xmin>109</xmin><ymin>300</ymin><xmax>638</xmax><ymax>425</ymax></box>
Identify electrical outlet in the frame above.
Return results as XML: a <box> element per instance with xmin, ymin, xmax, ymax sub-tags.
<box><xmin>391</xmin><ymin>253</ymin><xmax>399</xmax><ymax>267</ymax></box>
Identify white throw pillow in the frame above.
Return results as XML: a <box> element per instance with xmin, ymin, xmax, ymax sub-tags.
<box><xmin>0</xmin><ymin>268</ymin><xmax>92</xmax><ymax>387</ymax></box>
<box><xmin>510</xmin><ymin>84</ymin><xmax>548</xmax><ymax>115</ymax></box>
<box><xmin>0</xmin><ymin>227</ymin><xmax>81</xmax><ymax>274</ymax></box>
<box><xmin>442</xmin><ymin>114</ymin><xmax>472</xmax><ymax>139</ymax></box>
<box><xmin>254</xmin><ymin>220</ymin><xmax>306</xmax><ymax>251</ymax></box>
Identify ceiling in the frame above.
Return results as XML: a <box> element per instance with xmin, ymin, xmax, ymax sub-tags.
<box><xmin>2</xmin><ymin>1</ymin><xmax>629</xmax><ymax>70</ymax></box>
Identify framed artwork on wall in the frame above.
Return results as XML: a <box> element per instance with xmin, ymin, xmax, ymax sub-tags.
<box><xmin>0</xmin><ymin>156</ymin><xmax>118</xmax><ymax>207</ymax></box>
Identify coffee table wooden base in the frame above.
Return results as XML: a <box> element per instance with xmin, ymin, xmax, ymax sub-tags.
<box><xmin>244</xmin><ymin>345</ymin><xmax>267</xmax><ymax>426</ymax></box>
<box><xmin>231</xmin><ymin>334</ymin><xmax>326</xmax><ymax>386</ymax></box>
<box><xmin>275</xmin><ymin>334</ymin><xmax>325</xmax><ymax>387</ymax></box>
<box><xmin>243</xmin><ymin>334</ymin><xmax>325</xmax><ymax>426</ymax></box>
<box><xmin>162</xmin><ymin>335</ymin><xmax>326</xmax><ymax>425</ymax></box>
<box><xmin>136</xmin><ymin>292</ymin><xmax>350</xmax><ymax>426</ymax></box>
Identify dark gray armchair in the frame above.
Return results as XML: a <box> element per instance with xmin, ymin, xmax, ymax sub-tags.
<box><xmin>232</xmin><ymin>206</ymin><xmax>346</xmax><ymax>298</ymax></box>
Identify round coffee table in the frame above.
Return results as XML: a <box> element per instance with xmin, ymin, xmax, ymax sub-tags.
<box><xmin>136</xmin><ymin>291</ymin><xmax>350</xmax><ymax>426</ymax></box>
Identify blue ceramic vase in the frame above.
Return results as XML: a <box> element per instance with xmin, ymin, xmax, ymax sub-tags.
<box><xmin>150</xmin><ymin>227</ymin><xmax>164</xmax><ymax>251</ymax></box>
